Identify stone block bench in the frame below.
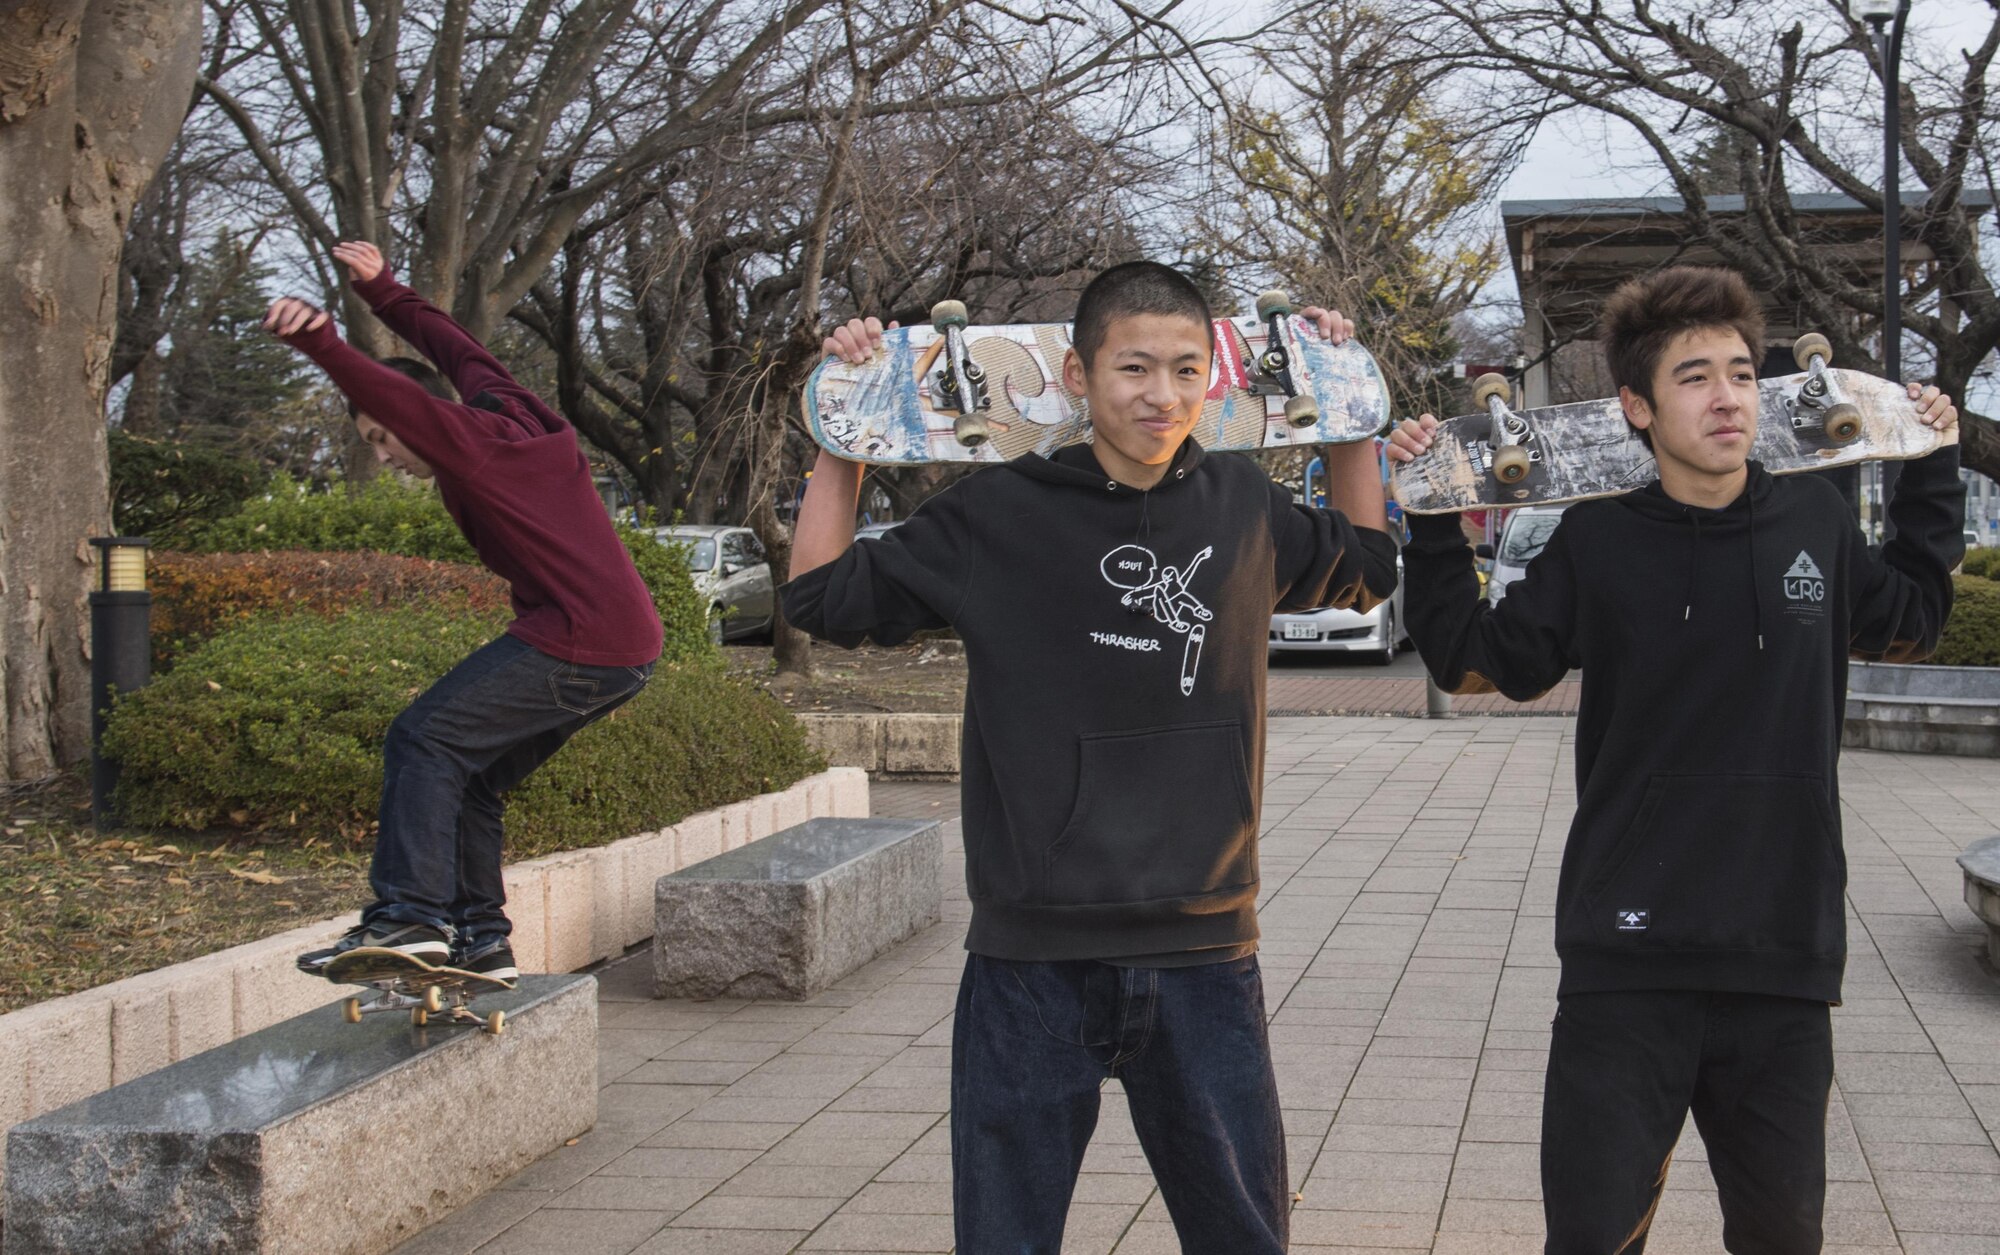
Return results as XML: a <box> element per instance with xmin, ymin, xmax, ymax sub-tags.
<box><xmin>1960</xmin><ymin>836</ymin><xmax>2000</xmax><ymax>967</ymax></box>
<box><xmin>4</xmin><ymin>974</ymin><xmax>595</xmax><ymax>1255</ymax></box>
<box><xmin>1845</xmin><ymin>661</ymin><xmax>2000</xmax><ymax>757</ymax></box>
<box><xmin>654</xmin><ymin>817</ymin><xmax>943</xmax><ymax>1000</ymax></box>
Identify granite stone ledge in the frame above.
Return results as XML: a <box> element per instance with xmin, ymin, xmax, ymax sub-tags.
<box><xmin>1959</xmin><ymin>836</ymin><xmax>2000</xmax><ymax>967</ymax></box>
<box><xmin>654</xmin><ymin>818</ymin><xmax>942</xmax><ymax>1000</ymax></box>
<box><xmin>4</xmin><ymin>974</ymin><xmax>596</xmax><ymax>1255</ymax></box>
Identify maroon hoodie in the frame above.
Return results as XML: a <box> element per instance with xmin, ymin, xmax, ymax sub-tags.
<box><xmin>282</xmin><ymin>271</ymin><xmax>662</xmax><ymax>666</ymax></box>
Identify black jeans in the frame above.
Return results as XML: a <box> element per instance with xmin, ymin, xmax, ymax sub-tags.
<box><xmin>1542</xmin><ymin>990</ymin><xmax>1834</xmax><ymax>1255</ymax></box>
<box><xmin>364</xmin><ymin>633</ymin><xmax>651</xmax><ymax>949</ymax></box>
<box><xmin>950</xmin><ymin>953</ymin><xmax>1288</xmax><ymax>1255</ymax></box>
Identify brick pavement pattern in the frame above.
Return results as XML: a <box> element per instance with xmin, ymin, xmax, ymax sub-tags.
<box><xmin>394</xmin><ymin>717</ymin><xmax>2000</xmax><ymax>1254</ymax></box>
<box><xmin>1266</xmin><ymin>677</ymin><xmax>1582</xmax><ymax>718</ymax></box>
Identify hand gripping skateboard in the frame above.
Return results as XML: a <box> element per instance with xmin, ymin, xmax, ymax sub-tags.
<box><xmin>1390</xmin><ymin>334</ymin><xmax>1952</xmax><ymax>513</ymax></box>
<box><xmin>322</xmin><ymin>947</ymin><xmax>511</xmax><ymax>1035</ymax></box>
<box><xmin>804</xmin><ymin>292</ymin><xmax>1391</xmax><ymax>464</ymax></box>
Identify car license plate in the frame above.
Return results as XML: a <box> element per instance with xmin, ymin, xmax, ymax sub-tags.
<box><xmin>1283</xmin><ymin>623</ymin><xmax>1318</xmax><ymax>641</ymax></box>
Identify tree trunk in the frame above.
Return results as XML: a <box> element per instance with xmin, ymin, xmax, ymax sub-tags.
<box><xmin>0</xmin><ymin>0</ymin><xmax>202</xmax><ymax>779</ymax></box>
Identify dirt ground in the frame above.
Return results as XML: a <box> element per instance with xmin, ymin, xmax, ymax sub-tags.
<box><xmin>0</xmin><ymin>773</ymin><xmax>369</xmax><ymax>1014</ymax></box>
<box><xmin>726</xmin><ymin>641</ymin><xmax>968</xmax><ymax>714</ymax></box>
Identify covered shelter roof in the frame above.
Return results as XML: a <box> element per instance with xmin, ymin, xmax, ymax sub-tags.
<box><xmin>1502</xmin><ymin>190</ymin><xmax>1996</xmax><ymax>344</ymax></box>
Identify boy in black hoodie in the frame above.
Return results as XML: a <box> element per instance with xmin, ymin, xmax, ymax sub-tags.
<box><xmin>783</xmin><ymin>263</ymin><xmax>1399</xmax><ymax>1253</ymax></box>
<box><xmin>1386</xmin><ymin>267</ymin><xmax>1962</xmax><ymax>1252</ymax></box>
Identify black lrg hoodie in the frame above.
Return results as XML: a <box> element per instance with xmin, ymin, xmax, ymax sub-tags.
<box><xmin>1403</xmin><ymin>448</ymin><xmax>1964</xmax><ymax>1003</ymax></box>
<box><xmin>783</xmin><ymin>440</ymin><xmax>1398</xmax><ymax>962</ymax></box>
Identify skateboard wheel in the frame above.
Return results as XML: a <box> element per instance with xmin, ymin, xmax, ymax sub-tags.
<box><xmin>1283</xmin><ymin>394</ymin><xmax>1320</xmax><ymax>428</ymax></box>
<box><xmin>486</xmin><ymin>1010</ymin><xmax>506</xmax><ymax>1036</ymax></box>
<box><xmin>1492</xmin><ymin>444</ymin><xmax>1532</xmax><ymax>485</ymax></box>
<box><xmin>954</xmin><ymin>414</ymin><xmax>990</xmax><ymax>448</ymax></box>
<box><xmin>342</xmin><ymin>997</ymin><xmax>362</xmax><ymax>1024</ymax></box>
<box><xmin>1792</xmin><ymin>332</ymin><xmax>1832</xmax><ymax>371</ymax></box>
<box><xmin>1255</xmin><ymin>289</ymin><xmax>1292</xmax><ymax>320</ymax></box>
<box><xmin>1472</xmin><ymin>372</ymin><xmax>1512</xmax><ymax>410</ymax></box>
<box><xmin>423</xmin><ymin>984</ymin><xmax>444</xmax><ymax>1014</ymax></box>
<box><xmin>1822</xmin><ymin>402</ymin><xmax>1863</xmax><ymax>444</ymax></box>
<box><xmin>411</xmin><ymin>1008</ymin><xmax>428</xmax><ymax>1027</ymax></box>
<box><xmin>930</xmin><ymin>299</ymin><xmax>969</xmax><ymax>331</ymax></box>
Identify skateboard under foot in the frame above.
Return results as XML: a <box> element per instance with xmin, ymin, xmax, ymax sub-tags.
<box><xmin>322</xmin><ymin>947</ymin><xmax>512</xmax><ymax>1035</ymax></box>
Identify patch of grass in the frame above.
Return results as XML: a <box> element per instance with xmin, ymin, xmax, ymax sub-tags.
<box><xmin>0</xmin><ymin>774</ymin><xmax>368</xmax><ymax>1015</ymax></box>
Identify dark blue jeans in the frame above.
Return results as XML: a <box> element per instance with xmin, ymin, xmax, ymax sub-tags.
<box><xmin>365</xmin><ymin>633</ymin><xmax>651</xmax><ymax>950</ymax></box>
<box><xmin>951</xmin><ymin>953</ymin><xmax>1288</xmax><ymax>1254</ymax></box>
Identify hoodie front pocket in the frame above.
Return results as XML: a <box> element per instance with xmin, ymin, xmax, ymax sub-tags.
<box><xmin>1583</xmin><ymin>773</ymin><xmax>1843</xmax><ymax>955</ymax></box>
<box><xmin>1045</xmin><ymin>721</ymin><xmax>1256</xmax><ymax>906</ymax></box>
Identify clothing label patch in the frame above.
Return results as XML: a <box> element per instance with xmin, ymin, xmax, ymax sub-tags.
<box><xmin>1099</xmin><ymin>543</ymin><xmax>1213</xmax><ymax>696</ymax></box>
<box><xmin>1781</xmin><ymin>550</ymin><xmax>1828</xmax><ymax>622</ymax></box>
<box><xmin>1615</xmin><ymin>909</ymin><xmax>1650</xmax><ymax>932</ymax></box>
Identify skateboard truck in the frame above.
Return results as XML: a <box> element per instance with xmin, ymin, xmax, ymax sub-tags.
<box><xmin>1790</xmin><ymin>333</ymin><xmax>1863</xmax><ymax>445</ymax></box>
<box><xmin>1246</xmin><ymin>290</ymin><xmax>1321</xmax><ymax>429</ymax></box>
<box><xmin>926</xmin><ymin>300</ymin><xmax>991</xmax><ymax>448</ymax></box>
<box><xmin>1473</xmin><ymin>372</ymin><xmax>1534</xmax><ymax>489</ymax></box>
<box><xmin>341</xmin><ymin>983</ymin><xmax>507</xmax><ymax>1035</ymax></box>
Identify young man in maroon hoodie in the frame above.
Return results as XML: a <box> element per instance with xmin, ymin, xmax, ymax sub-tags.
<box><xmin>266</xmin><ymin>241</ymin><xmax>663</xmax><ymax>984</ymax></box>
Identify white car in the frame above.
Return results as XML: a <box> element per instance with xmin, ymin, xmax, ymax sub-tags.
<box><xmin>654</xmin><ymin>524</ymin><xmax>775</xmax><ymax>643</ymax></box>
<box><xmin>1487</xmin><ymin>507</ymin><xmax>1566</xmax><ymax>607</ymax></box>
<box><xmin>1269</xmin><ymin>553</ymin><xmax>1407</xmax><ymax>666</ymax></box>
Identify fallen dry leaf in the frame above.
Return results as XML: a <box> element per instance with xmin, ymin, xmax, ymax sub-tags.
<box><xmin>227</xmin><ymin>867</ymin><xmax>287</xmax><ymax>886</ymax></box>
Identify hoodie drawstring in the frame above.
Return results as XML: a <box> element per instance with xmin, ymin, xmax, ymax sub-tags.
<box><xmin>1681</xmin><ymin>496</ymin><xmax>1765</xmax><ymax>650</ymax></box>
<box><xmin>1747</xmin><ymin>490</ymin><xmax>1764</xmax><ymax>651</ymax></box>
<box><xmin>1685</xmin><ymin>512</ymin><xmax>1702</xmax><ymax>623</ymax></box>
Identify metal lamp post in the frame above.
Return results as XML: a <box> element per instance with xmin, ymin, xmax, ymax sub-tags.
<box><xmin>88</xmin><ymin>537</ymin><xmax>152</xmax><ymax>827</ymax></box>
<box><xmin>1852</xmin><ymin>0</ymin><xmax>1911</xmax><ymax>538</ymax></box>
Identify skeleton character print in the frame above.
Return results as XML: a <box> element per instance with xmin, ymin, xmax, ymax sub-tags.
<box><xmin>1098</xmin><ymin>543</ymin><xmax>1214</xmax><ymax>695</ymax></box>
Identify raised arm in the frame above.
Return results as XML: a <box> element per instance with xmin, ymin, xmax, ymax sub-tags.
<box><xmin>331</xmin><ymin>241</ymin><xmax>519</xmax><ymax>402</ymax></box>
<box><xmin>263</xmin><ymin>296</ymin><xmax>501</xmax><ymax>474</ymax></box>
<box><xmin>1389</xmin><ymin>416</ymin><xmax>1577</xmax><ymax>699</ymax></box>
<box><xmin>1849</xmin><ymin>383</ymin><xmax>1964</xmax><ymax>661</ymax></box>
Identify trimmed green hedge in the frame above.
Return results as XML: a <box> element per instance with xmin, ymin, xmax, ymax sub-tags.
<box><xmin>1935</xmin><ymin>574</ymin><xmax>2000</xmax><ymax>667</ymax></box>
<box><xmin>1960</xmin><ymin>547</ymin><xmax>2000</xmax><ymax>581</ymax></box>
<box><xmin>103</xmin><ymin>607</ymin><xmax>822</xmax><ymax>855</ymax></box>
<box><xmin>192</xmin><ymin>474</ymin><xmax>477</xmax><ymax>560</ymax></box>
<box><xmin>191</xmin><ymin>474</ymin><xmax>712</xmax><ymax>665</ymax></box>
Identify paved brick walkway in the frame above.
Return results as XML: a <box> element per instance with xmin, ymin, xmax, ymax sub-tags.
<box><xmin>1266</xmin><ymin>677</ymin><xmax>1582</xmax><ymax>717</ymax></box>
<box><xmin>396</xmin><ymin>718</ymin><xmax>2000</xmax><ymax>1254</ymax></box>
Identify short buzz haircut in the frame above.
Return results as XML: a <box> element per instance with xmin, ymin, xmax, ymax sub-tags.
<box><xmin>1072</xmin><ymin>261</ymin><xmax>1215</xmax><ymax>368</ymax></box>
<box><xmin>349</xmin><ymin>356</ymin><xmax>453</xmax><ymax>417</ymax></box>
<box><xmin>1599</xmin><ymin>267</ymin><xmax>1765</xmax><ymax>448</ymax></box>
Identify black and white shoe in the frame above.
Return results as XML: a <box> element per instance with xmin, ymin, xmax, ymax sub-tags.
<box><xmin>456</xmin><ymin>939</ymin><xmax>519</xmax><ymax>985</ymax></box>
<box><xmin>296</xmin><ymin>920</ymin><xmax>452</xmax><ymax>976</ymax></box>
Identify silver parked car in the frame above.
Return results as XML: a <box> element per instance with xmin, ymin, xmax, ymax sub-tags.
<box><xmin>1486</xmin><ymin>507</ymin><xmax>1566</xmax><ymax>607</ymax></box>
<box><xmin>654</xmin><ymin>525</ymin><xmax>775</xmax><ymax>644</ymax></box>
<box><xmin>1269</xmin><ymin>552</ymin><xmax>1407</xmax><ymax>666</ymax></box>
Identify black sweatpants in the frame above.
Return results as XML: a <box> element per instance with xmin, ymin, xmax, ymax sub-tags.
<box><xmin>1541</xmin><ymin>990</ymin><xmax>1834</xmax><ymax>1255</ymax></box>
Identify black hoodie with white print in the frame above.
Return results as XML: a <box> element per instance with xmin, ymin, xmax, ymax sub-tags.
<box><xmin>1401</xmin><ymin>447</ymin><xmax>1964</xmax><ymax>1003</ymax></box>
<box><xmin>782</xmin><ymin>438</ymin><xmax>1399</xmax><ymax>963</ymax></box>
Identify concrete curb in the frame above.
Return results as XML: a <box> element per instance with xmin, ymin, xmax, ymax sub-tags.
<box><xmin>798</xmin><ymin>713</ymin><xmax>961</xmax><ymax>778</ymax></box>
<box><xmin>1844</xmin><ymin>661</ymin><xmax>2000</xmax><ymax>757</ymax></box>
<box><xmin>0</xmin><ymin>767</ymin><xmax>867</xmax><ymax>1193</ymax></box>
